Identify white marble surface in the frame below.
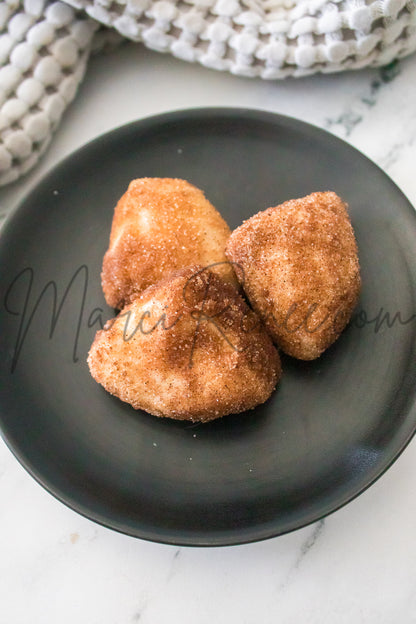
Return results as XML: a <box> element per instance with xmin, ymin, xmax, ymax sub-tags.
<box><xmin>1</xmin><ymin>44</ymin><xmax>416</xmax><ymax>623</ymax></box>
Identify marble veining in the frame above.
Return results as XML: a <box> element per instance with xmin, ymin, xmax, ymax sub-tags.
<box><xmin>380</xmin><ymin>135</ymin><xmax>416</xmax><ymax>172</ymax></box>
<box><xmin>324</xmin><ymin>60</ymin><xmax>402</xmax><ymax>138</ymax></box>
<box><xmin>165</xmin><ymin>548</ymin><xmax>182</xmax><ymax>583</ymax></box>
<box><xmin>279</xmin><ymin>520</ymin><xmax>326</xmax><ymax>589</ymax></box>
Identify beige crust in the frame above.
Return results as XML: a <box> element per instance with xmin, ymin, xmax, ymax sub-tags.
<box><xmin>102</xmin><ymin>178</ymin><xmax>236</xmax><ymax>309</ymax></box>
<box><xmin>88</xmin><ymin>266</ymin><xmax>281</xmax><ymax>422</ymax></box>
<box><xmin>225</xmin><ymin>191</ymin><xmax>361</xmax><ymax>360</ymax></box>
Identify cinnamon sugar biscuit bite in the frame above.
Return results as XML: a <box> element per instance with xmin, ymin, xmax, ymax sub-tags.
<box><xmin>88</xmin><ymin>266</ymin><xmax>281</xmax><ymax>422</ymax></box>
<box><xmin>225</xmin><ymin>192</ymin><xmax>361</xmax><ymax>360</ymax></box>
<box><xmin>102</xmin><ymin>178</ymin><xmax>236</xmax><ymax>309</ymax></box>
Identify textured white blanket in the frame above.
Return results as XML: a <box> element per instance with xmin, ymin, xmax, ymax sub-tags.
<box><xmin>0</xmin><ymin>0</ymin><xmax>415</xmax><ymax>186</ymax></box>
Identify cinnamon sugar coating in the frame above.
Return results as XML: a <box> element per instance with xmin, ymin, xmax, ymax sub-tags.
<box><xmin>102</xmin><ymin>178</ymin><xmax>236</xmax><ymax>309</ymax></box>
<box><xmin>88</xmin><ymin>266</ymin><xmax>281</xmax><ymax>422</ymax></box>
<box><xmin>225</xmin><ymin>192</ymin><xmax>361</xmax><ymax>360</ymax></box>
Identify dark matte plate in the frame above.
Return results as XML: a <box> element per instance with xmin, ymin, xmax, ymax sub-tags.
<box><xmin>1</xmin><ymin>108</ymin><xmax>416</xmax><ymax>547</ymax></box>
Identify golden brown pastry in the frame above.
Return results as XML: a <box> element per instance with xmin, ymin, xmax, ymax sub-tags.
<box><xmin>102</xmin><ymin>177</ymin><xmax>235</xmax><ymax>309</ymax></box>
<box><xmin>225</xmin><ymin>191</ymin><xmax>361</xmax><ymax>360</ymax></box>
<box><xmin>88</xmin><ymin>266</ymin><xmax>281</xmax><ymax>422</ymax></box>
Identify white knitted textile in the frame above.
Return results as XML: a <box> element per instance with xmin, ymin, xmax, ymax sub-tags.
<box><xmin>0</xmin><ymin>0</ymin><xmax>101</xmax><ymax>186</ymax></box>
<box><xmin>63</xmin><ymin>0</ymin><xmax>416</xmax><ymax>78</ymax></box>
<box><xmin>0</xmin><ymin>0</ymin><xmax>415</xmax><ymax>186</ymax></box>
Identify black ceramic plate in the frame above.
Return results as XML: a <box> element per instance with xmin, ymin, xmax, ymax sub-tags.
<box><xmin>1</xmin><ymin>108</ymin><xmax>416</xmax><ymax>547</ymax></box>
